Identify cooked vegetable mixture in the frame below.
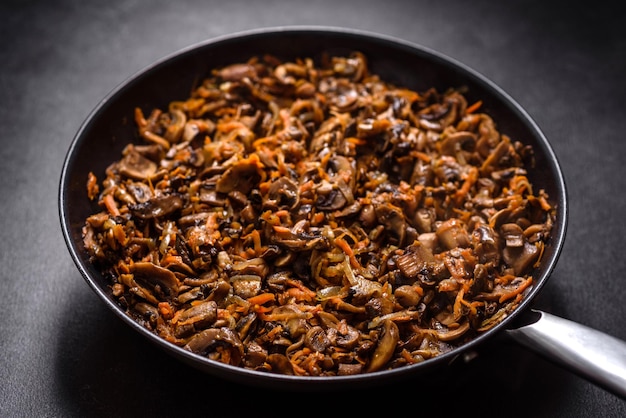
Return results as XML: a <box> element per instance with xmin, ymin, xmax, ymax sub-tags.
<box><xmin>83</xmin><ymin>52</ymin><xmax>554</xmax><ymax>376</ymax></box>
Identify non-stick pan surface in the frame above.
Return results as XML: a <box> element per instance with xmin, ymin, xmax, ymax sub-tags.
<box><xmin>60</xmin><ymin>26</ymin><xmax>575</xmax><ymax>391</ymax></box>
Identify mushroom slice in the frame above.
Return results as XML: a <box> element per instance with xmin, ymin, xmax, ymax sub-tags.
<box><xmin>436</xmin><ymin>218</ymin><xmax>471</xmax><ymax>250</ymax></box>
<box><xmin>305</xmin><ymin>326</ymin><xmax>331</xmax><ymax>353</ymax></box>
<box><xmin>501</xmin><ymin>223</ymin><xmax>525</xmax><ymax>247</ymax></box>
<box><xmin>267</xmin><ymin>177</ymin><xmax>300</xmax><ymax>210</ymax></box>
<box><xmin>395</xmin><ymin>244</ymin><xmax>435</xmax><ymax>279</ymax></box>
<box><xmin>174</xmin><ymin>301</ymin><xmax>218</xmax><ymax>337</ymax></box>
<box><xmin>129</xmin><ymin>262</ymin><xmax>181</xmax><ymax>297</ymax></box>
<box><xmin>217</xmin><ymin>63</ymin><xmax>257</xmax><ymax>82</ymax></box>
<box><xmin>367</xmin><ymin>319</ymin><xmax>400</xmax><ymax>372</ymax></box>
<box><xmin>472</xmin><ymin>224</ymin><xmax>501</xmax><ymax>264</ymax></box>
<box><xmin>183</xmin><ymin>327</ymin><xmax>244</xmax><ymax>366</ymax></box>
<box><xmin>394</xmin><ymin>285</ymin><xmax>423</xmax><ymax>308</ymax></box>
<box><xmin>231</xmin><ymin>258</ymin><xmax>269</xmax><ymax>278</ymax></box>
<box><xmin>436</xmin><ymin>321</ymin><xmax>471</xmax><ymax>342</ymax></box>
<box><xmin>164</xmin><ymin>106</ymin><xmax>187</xmax><ymax>143</ymax></box>
<box><xmin>338</xmin><ymin>363</ymin><xmax>363</xmax><ymax>376</ymax></box>
<box><xmin>374</xmin><ymin>202</ymin><xmax>407</xmax><ymax>245</ymax></box>
<box><xmin>503</xmin><ymin>241</ymin><xmax>540</xmax><ymax>276</ymax></box>
<box><xmin>323</xmin><ymin>318</ymin><xmax>361</xmax><ymax>349</ymax></box>
<box><xmin>267</xmin><ymin>353</ymin><xmax>295</xmax><ymax>375</ymax></box>
<box><xmin>230</xmin><ymin>274</ymin><xmax>262</xmax><ymax>299</ymax></box>
<box><xmin>215</xmin><ymin>157</ymin><xmax>264</xmax><ymax>194</ymax></box>
<box><xmin>118</xmin><ymin>147</ymin><xmax>158</xmax><ymax>180</ymax></box>
<box><xmin>243</xmin><ymin>341</ymin><xmax>268</xmax><ymax>369</ymax></box>
<box><xmin>438</xmin><ymin>131</ymin><xmax>476</xmax><ymax>156</ymax></box>
<box><xmin>129</xmin><ymin>195</ymin><xmax>183</xmax><ymax>219</ymax></box>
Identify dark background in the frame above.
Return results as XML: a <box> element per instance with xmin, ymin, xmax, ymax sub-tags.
<box><xmin>1</xmin><ymin>0</ymin><xmax>625</xmax><ymax>416</ymax></box>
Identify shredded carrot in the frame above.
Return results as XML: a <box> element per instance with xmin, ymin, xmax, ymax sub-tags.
<box><xmin>217</xmin><ymin>120</ymin><xmax>247</xmax><ymax>133</ymax></box>
<box><xmin>289</xmin><ymin>359</ymin><xmax>308</xmax><ymax>376</ymax></box>
<box><xmin>285</xmin><ymin>279</ymin><xmax>316</xmax><ymax>296</ymax></box>
<box><xmin>290</xmin><ymin>348</ymin><xmax>311</xmax><ymax>362</ymax></box>
<box><xmin>413</xmin><ymin>285</ymin><xmax>424</xmax><ymax>296</ymax></box>
<box><xmin>112</xmin><ymin>224</ymin><xmax>127</xmax><ymax>245</ymax></box>
<box><xmin>494</xmin><ymin>274</ymin><xmax>518</xmax><ymax>285</ymax></box>
<box><xmin>499</xmin><ymin>277</ymin><xmax>533</xmax><ymax>303</ymax></box>
<box><xmin>247</xmin><ymin>293</ymin><xmax>275</xmax><ymax>306</ymax></box>
<box><xmin>536</xmin><ymin>195</ymin><xmax>553</xmax><ymax>211</ymax></box>
<box><xmin>311</xmin><ymin>212</ymin><xmax>325</xmax><ymax>226</ymax></box>
<box><xmin>400</xmin><ymin>348</ymin><xmax>419</xmax><ymax>364</ymax></box>
<box><xmin>102</xmin><ymin>194</ymin><xmax>120</xmax><ymax>217</ymax></box>
<box><xmin>252</xmin><ymin>304</ymin><xmax>273</xmax><ymax>314</ymax></box>
<box><xmin>285</xmin><ymin>288</ymin><xmax>314</xmax><ymax>302</ymax></box>
<box><xmin>453</xmin><ymin>287</ymin><xmax>466</xmax><ymax>320</ymax></box>
<box><xmin>466</xmin><ymin>100</ymin><xmax>483</xmax><ymax>114</ymax></box>
<box><xmin>335</xmin><ymin>237</ymin><xmax>362</xmax><ymax>269</ymax></box>
<box><xmin>455</xmin><ymin>166</ymin><xmax>478</xmax><ymax>204</ymax></box>
<box><xmin>86</xmin><ymin>172</ymin><xmax>99</xmax><ymax>200</ymax></box>
<box><xmin>247</xmin><ymin>229</ymin><xmax>263</xmax><ymax>253</ymax></box>
<box><xmin>410</xmin><ymin>150</ymin><xmax>432</xmax><ymax>163</ymax></box>
<box><xmin>158</xmin><ymin>302</ymin><xmax>173</xmax><ymax>319</ymax></box>
<box><xmin>346</xmin><ymin>136</ymin><xmax>367</xmax><ymax>146</ymax></box>
<box><xmin>533</xmin><ymin>242</ymin><xmax>545</xmax><ymax>268</ymax></box>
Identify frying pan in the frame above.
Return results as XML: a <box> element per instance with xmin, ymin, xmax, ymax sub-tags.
<box><xmin>58</xmin><ymin>26</ymin><xmax>626</xmax><ymax>397</ymax></box>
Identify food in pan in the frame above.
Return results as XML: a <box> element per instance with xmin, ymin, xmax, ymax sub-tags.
<box><xmin>82</xmin><ymin>52</ymin><xmax>554</xmax><ymax>376</ymax></box>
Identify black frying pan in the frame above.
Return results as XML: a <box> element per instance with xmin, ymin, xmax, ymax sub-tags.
<box><xmin>58</xmin><ymin>26</ymin><xmax>626</xmax><ymax>396</ymax></box>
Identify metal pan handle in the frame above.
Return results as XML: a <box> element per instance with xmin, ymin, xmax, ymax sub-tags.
<box><xmin>506</xmin><ymin>309</ymin><xmax>626</xmax><ymax>399</ymax></box>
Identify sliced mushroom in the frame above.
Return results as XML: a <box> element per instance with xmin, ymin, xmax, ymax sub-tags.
<box><xmin>436</xmin><ymin>218</ymin><xmax>471</xmax><ymax>250</ymax></box>
<box><xmin>215</xmin><ymin>159</ymin><xmax>263</xmax><ymax>195</ymax></box>
<box><xmin>305</xmin><ymin>326</ymin><xmax>331</xmax><ymax>353</ymax></box>
<box><xmin>164</xmin><ymin>107</ymin><xmax>187</xmax><ymax>143</ymax></box>
<box><xmin>217</xmin><ymin>63</ymin><xmax>257</xmax><ymax>81</ymax></box>
<box><xmin>183</xmin><ymin>327</ymin><xmax>244</xmax><ymax>366</ymax></box>
<box><xmin>129</xmin><ymin>261</ymin><xmax>181</xmax><ymax>297</ymax></box>
<box><xmin>436</xmin><ymin>321</ymin><xmax>470</xmax><ymax>342</ymax></box>
<box><xmin>129</xmin><ymin>194</ymin><xmax>183</xmax><ymax>219</ymax></box>
<box><xmin>367</xmin><ymin>320</ymin><xmax>400</xmax><ymax>372</ymax></box>
<box><xmin>118</xmin><ymin>147</ymin><xmax>158</xmax><ymax>180</ymax></box>
<box><xmin>174</xmin><ymin>300</ymin><xmax>218</xmax><ymax>337</ymax></box>
<box><xmin>472</xmin><ymin>224</ymin><xmax>501</xmax><ymax>264</ymax></box>
<box><xmin>395</xmin><ymin>244</ymin><xmax>435</xmax><ymax>279</ymax></box>
<box><xmin>374</xmin><ymin>202</ymin><xmax>407</xmax><ymax>245</ymax></box>
<box><xmin>230</xmin><ymin>274</ymin><xmax>262</xmax><ymax>299</ymax></box>
<box><xmin>439</xmin><ymin>131</ymin><xmax>476</xmax><ymax>156</ymax></box>
<box><xmin>394</xmin><ymin>285</ymin><xmax>423</xmax><ymax>307</ymax></box>
<box><xmin>267</xmin><ymin>353</ymin><xmax>295</xmax><ymax>375</ymax></box>
<box><xmin>503</xmin><ymin>241</ymin><xmax>540</xmax><ymax>276</ymax></box>
<box><xmin>501</xmin><ymin>223</ymin><xmax>525</xmax><ymax>247</ymax></box>
<box><xmin>267</xmin><ymin>177</ymin><xmax>300</xmax><ymax>210</ymax></box>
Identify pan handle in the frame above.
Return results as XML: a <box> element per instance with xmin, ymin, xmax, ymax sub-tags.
<box><xmin>506</xmin><ymin>309</ymin><xmax>626</xmax><ymax>399</ymax></box>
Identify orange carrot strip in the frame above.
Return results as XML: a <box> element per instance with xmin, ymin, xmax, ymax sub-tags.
<box><xmin>400</xmin><ymin>349</ymin><xmax>419</xmax><ymax>364</ymax></box>
<box><xmin>494</xmin><ymin>274</ymin><xmax>518</xmax><ymax>285</ymax></box>
<box><xmin>158</xmin><ymin>302</ymin><xmax>173</xmax><ymax>319</ymax></box>
<box><xmin>410</xmin><ymin>151</ymin><xmax>432</xmax><ymax>163</ymax></box>
<box><xmin>466</xmin><ymin>100</ymin><xmax>483</xmax><ymax>114</ymax></box>
<box><xmin>102</xmin><ymin>194</ymin><xmax>120</xmax><ymax>217</ymax></box>
<box><xmin>537</xmin><ymin>195</ymin><xmax>553</xmax><ymax>211</ymax></box>
<box><xmin>453</xmin><ymin>287</ymin><xmax>466</xmax><ymax>320</ymax></box>
<box><xmin>247</xmin><ymin>292</ymin><xmax>275</xmax><ymax>306</ymax></box>
<box><xmin>289</xmin><ymin>360</ymin><xmax>308</xmax><ymax>376</ymax></box>
<box><xmin>454</xmin><ymin>166</ymin><xmax>478</xmax><ymax>204</ymax></box>
<box><xmin>335</xmin><ymin>237</ymin><xmax>362</xmax><ymax>269</ymax></box>
<box><xmin>499</xmin><ymin>277</ymin><xmax>533</xmax><ymax>303</ymax></box>
<box><xmin>346</xmin><ymin>137</ymin><xmax>367</xmax><ymax>146</ymax></box>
